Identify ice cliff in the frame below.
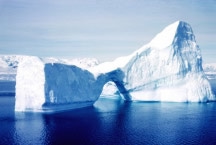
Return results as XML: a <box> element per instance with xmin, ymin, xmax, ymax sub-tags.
<box><xmin>92</xmin><ymin>21</ymin><xmax>214</xmax><ymax>102</ymax></box>
<box><xmin>15</xmin><ymin>21</ymin><xmax>215</xmax><ymax>112</ymax></box>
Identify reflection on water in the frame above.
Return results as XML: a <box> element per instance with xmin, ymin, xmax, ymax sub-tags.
<box><xmin>1</xmin><ymin>97</ymin><xmax>216</xmax><ymax>144</ymax></box>
<box><xmin>14</xmin><ymin>112</ymin><xmax>50</xmax><ymax>145</ymax></box>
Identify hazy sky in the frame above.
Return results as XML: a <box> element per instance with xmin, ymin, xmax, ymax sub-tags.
<box><xmin>0</xmin><ymin>0</ymin><xmax>215</xmax><ymax>62</ymax></box>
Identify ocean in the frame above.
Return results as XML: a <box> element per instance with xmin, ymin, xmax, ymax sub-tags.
<box><xmin>1</xmin><ymin>81</ymin><xmax>216</xmax><ymax>145</ymax></box>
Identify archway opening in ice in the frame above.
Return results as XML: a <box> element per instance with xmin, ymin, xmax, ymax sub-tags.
<box><xmin>100</xmin><ymin>69</ymin><xmax>132</xmax><ymax>101</ymax></box>
<box><xmin>100</xmin><ymin>81</ymin><xmax>122</xmax><ymax>99</ymax></box>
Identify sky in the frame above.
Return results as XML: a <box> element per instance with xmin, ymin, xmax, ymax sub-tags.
<box><xmin>0</xmin><ymin>0</ymin><xmax>215</xmax><ymax>63</ymax></box>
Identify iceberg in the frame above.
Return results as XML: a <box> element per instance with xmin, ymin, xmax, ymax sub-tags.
<box><xmin>15</xmin><ymin>56</ymin><xmax>101</xmax><ymax>112</ymax></box>
<box><xmin>15</xmin><ymin>21</ymin><xmax>215</xmax><ymax>112</ymax></box>
<box><xmin>93</xmin><ymin>21</ymin><xmax>214</xmax><ymax>102</ymax></box>
<box><xmin>15</xmin><ymin>56</ymin><xmax>126</xmax><ymax>112</ymax></box>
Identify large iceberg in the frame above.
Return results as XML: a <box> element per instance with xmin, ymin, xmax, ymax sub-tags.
<box><xmin>93</xmin><ymin>21</ymin><xmax>214</xmax><ymax>102</ymax></box>
<box><xmin>15</xmin><ymin>21</ymin><xmax>215</xmax><ymax>112</ymax></box>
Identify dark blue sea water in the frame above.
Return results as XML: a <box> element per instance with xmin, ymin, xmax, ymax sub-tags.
<box><xmin>1</xmin><ymin>82</ymin><xmax>216</xmax><ymax>145</ymax></box>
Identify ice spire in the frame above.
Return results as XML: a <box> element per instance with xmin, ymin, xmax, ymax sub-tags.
<box><xmin>149</xmin><ymin>21</ymin><xmax>196</xmax><ymax>49</ymax></box>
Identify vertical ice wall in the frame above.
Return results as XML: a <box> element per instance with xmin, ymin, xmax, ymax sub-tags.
<box><xmin>15</xmin><ymin>56</ymin><xmax>45</xmax><ymax>111</ymax></box>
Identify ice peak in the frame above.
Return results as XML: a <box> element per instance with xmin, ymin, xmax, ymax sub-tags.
<box><xmin>172</xmin><ymin>21</ymin><xmax>195</xmax><ymax>47</ymax></box>
<box><xmin>150</xmin><ymin>21</ymin><xmax>194</xmax><ymax>49</ymax></box>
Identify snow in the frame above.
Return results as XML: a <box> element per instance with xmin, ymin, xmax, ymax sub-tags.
<box><xmin>0</xmin><ymin>55</ymin><xmax>24</xmax><ymax>81</ymax></box>
<box><xmin>202</xmin><ymin>63</ymin><xmax>216</xmax><ymax>80</ymax></box>
<box><xmin>15</xmin><ymin>56</ymin><xmax>45</xmax><ymax>111</ymax></box>
<box><xmin>150</xmin><ymin>21</ymin><xmax>180</xmax><ymax>49</ymax></box>
<box><xmin>15</xmin><ymin>21</ymin><xmax>215</xmax><ymax>112</ymax></box>
<box><xmin>203</xmin><ymin>63</ymin><xmax>216</xmax><ymax>74</ymax></box>
<box><xmin>0</xmin><ymin>55</ymin><xmax>99</xmax><ymax>81</ymax></box>
<box><xmin>42</xmin><ymin>57</ymin><xmax>99</xmax><ymax>69</ymax></box>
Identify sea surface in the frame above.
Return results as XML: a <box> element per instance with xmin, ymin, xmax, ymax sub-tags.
<box><xmin>1</xmin><ymin>81</ymin><xmax>216</xmax><ymax>145</ymax></box>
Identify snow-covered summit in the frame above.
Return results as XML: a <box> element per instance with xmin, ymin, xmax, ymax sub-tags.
<box><xmin>149</xmin><ymin>21</ymin><xmax>196</xmax><ymax>49</ymax></box>
<box><xmin>0</xmin><ymin>55</ymin><xmax>23</xmax><ymax>69</ymax></box>
<box><xmin>0</xmin><ymin>55</ymin><xmax>26</xmax><ymax>73</ymax></box>
<box><xmin>203</xmin><ymin>63</ymin><xmax>216</xmax><ymax>74</ymax></box>
<box><xmin>0</xmin><ymin>55</ymin><xmax>26</xmax><ymax>81</ymax></box>
<box><xmin>150</xmin><ymin>21</ymin><xmax>180</xmax><ymax>49</ymax></box>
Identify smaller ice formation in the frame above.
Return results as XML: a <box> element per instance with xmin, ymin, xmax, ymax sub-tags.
<box><xmin>15</xmin><ymin>56</ymin><xmax>126</xmax><ymax>112</ymax></box>
<box><xmin>16</xmin><ymin>57</ymin><xmax>95</xmax><ymax>112</ymax></box>
<box><xmin>15</xmin><ymin>21</ymin><xmax>215</xmax><ymax>112</ymax></box>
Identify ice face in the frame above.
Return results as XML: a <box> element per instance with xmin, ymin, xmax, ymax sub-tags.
<box><xmin>15</xmin><ymin>57</ymin><xmax>105</xmax><ymax>112</ymax></box>
<box><xmin>96</xmin><ymin>21</ymin><xmax>214</xmax><ymax>102</ymax></box>
<box><xmin>15</xmin><ymin>57</ymin><xmax>128</xmax><ymax>112</ymax></box>
<box><xmin>15</xmin><ymin>56</ymin><xmax>45</xmax><ymax>111</ymax></box>
<box><xmin>124</xmin><ymin>21</ymin><xmax>214</xmax><ymax>102</ymax></box>
<box><xmin>15</xmin><ymin>21</ymin><xmax>215</xmax><ymax>112</ymax></box>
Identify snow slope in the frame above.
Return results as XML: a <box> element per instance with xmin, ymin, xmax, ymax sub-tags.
<box><xmin>15</xmin><ymin>21</ymin><xmax>215</xmax><ymax>112</ymax></box>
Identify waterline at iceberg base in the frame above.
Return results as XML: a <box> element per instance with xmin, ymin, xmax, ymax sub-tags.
<box><xmin>15</xmin><ymin>21</ymin><xmax>215</xmax><ymax>112</ymax></box>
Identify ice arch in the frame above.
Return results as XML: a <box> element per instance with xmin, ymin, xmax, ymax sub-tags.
<box><xmin>15</xmin><ymin>21</ymin><xmax>215</xmax><ymax>112</ymax></box>
<box><xmin>103</xmin><ymin>69</ymin><xmax>131</xmax><ymax>101</ymax></box>
<box><xmin>44</xmin><ymin>64</ymin><xmax>131</xmax><ymax>103</ymax></box>
<box><xmin>15</xmin><ymin>57</ymin><xmax>130</xmax><ymax>112</ymax></box>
